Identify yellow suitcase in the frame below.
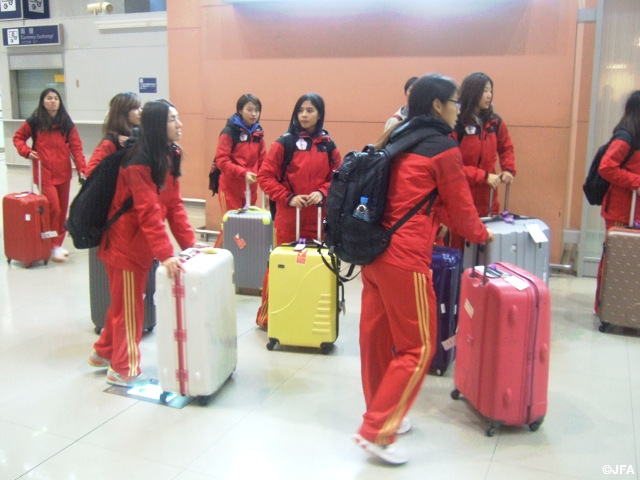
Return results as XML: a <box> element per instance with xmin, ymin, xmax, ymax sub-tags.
<box><xmin>266</xmin><ymin>208</ymin><xmax>342</xmax><ymax>354</ymax></box>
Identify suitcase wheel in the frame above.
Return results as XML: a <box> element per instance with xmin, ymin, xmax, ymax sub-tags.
<box><xmin>486</xmin><ymin>425</ymin><xmax>498</xmax><ymax>437</ymax></box>
<box><xmin>266</xmin><ymin>339</ymin><xmax>278</xmax><ymax>351</ymax></box>
<box><xmin>7</xmin><ymin>258</ymin><xmax>11</xmax><ymax>264</ymax></box>
<box><xmin>598</xmin><ymin>322</ymin><xmax>610</xmax><ymax>333</ymax></box>
<box><xmin>450</xmin><ymin>389</ymin><xmax>461</xmax><ymax>400</ymax></box>
<box><xmin>25</xmin><ymin>262</ymin><xmax>32</xmax><ymax>268</ymax></box>
<box><xmin>320</xmin><ymin>343</ymin><xmax>334</xmax><ymax>355</ymax></box>
<box><xmin>94</xmin><ymin>327</ymin><xmax>102</xmax><ymax>335</ymax></box>
<box><xmin>160</xmin><ymin>391</ymin><xmax>171</xmax><ymax>404</ymax></box>
<box><xmin>529</xmin><ymin>417</ymin><xmax>544</xmax><ymax>432</ymax></box>
<box><xmin>197</xmin><ymin>395</ymin><xmax>210</xmax><ymax>406</ymax></box>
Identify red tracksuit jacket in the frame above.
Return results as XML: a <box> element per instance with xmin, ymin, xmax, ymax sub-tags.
<box><xmin>13</xmin><ymin>120</ymin><xmax>86</xmax><ymax>185</ymax></box>
<box><xmin>379</xmin><ymin>116</ymin><xmax>489</xmax><ymax>272</ymax></box>
<box><xmin>258</xmin><ymin>131</ymin><xmax>341</xmax><ymax>241</ymax></box>
<box><xmin>216</xmin><ymin>116</ymin><xmax>267</xmax><ymax>207</ymax></box>
<box><xmin>98</xmin><ymin>149</ymin><xmax>196</xmax><ymax>272</ymax></box>
<box><xmin>599</xmin><ymin>132</ymin><xmax>640</xmax><ymax>225</ymax></box>
<box><xmin>452</xmin><ymin>114</ymin><xmax>516</xmax><ymax>216</ymax></box>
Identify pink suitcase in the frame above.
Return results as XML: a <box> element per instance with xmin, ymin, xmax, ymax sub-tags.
<box><xmin>2</xmin><ymin>162</ymin><xmax>55</xmax><ymax>268</ymax></box>
<box><xmin>451</xmin><ymin>261</ymin><xmax>551</xmax><ymax>436</ymax></box>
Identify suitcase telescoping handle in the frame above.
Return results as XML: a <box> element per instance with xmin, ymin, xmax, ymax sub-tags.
<box><xmin>486</xmin><ymin>182</ymin><xmax>511</xmax><ymax>217</ymax></box>
<box><xmin>470</xmin><ymin>237</ymin><xmax>494</xmax><ymax>286</ymax></box>
<box><xmin>630</xmin><ymin>191</ymin><xmax>638</xmax><ymax>227</ymax></box>
<box><xmin>245</xmin><ymin>183</ymin><xmax>251</xmax><ymax>210</ymax></box>
<box><xmin>29</xmin><ymin>159</ymin><xmax>42</xmax><ymax>194</ymax></box>
<box><xmin>295</xmin><ymin>205</ymin><xmax>322</xmax><ymax>243</ymax></box>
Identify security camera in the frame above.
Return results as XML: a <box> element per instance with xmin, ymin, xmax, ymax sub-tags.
<box><xmin>87</xmin><ymin>2</ymin><xmax>113</xmax><ymax>14</ymax></box>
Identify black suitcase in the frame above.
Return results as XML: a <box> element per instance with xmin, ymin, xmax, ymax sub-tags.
<box><xmin>89</xmin><ymin>247</ymin><xmax>157</xmax><ymax>334</ymax></box>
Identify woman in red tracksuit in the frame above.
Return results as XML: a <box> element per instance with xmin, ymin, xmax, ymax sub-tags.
<box><xmin>353</xmin><ymin>75</ymin><xmax>493</xmax><ymax>465</ymax></box>
<box><xmin>86</xmin><ymin>91</ymin><xmax>142</xmax><ymax>176</ymax></box>
<box><xmin>216</xmin><ymin>94</ymin><xmax>267</xmax><ymax>212</ymax></box>
<box><xmin>595</xmin><ymin>90</ymin><xmax>640</xmax><ymax>314</ymax></box>
<box><xmin>88</xmin><ymin>100</ymin><xmax>199</xmax><ymax>388</ymax></box>
<box><xmin>448</xmin><ymin>72</ymin><xmax>516</xmax><ymax>252</ymax></box>
<box><xmin>13</xmin><ymin>88</ymin><xmax>87</xmax><ymax>262</ymax></box>
<box><xmin>255</xmin><ymin>93</ymin><xmax>341</xmax><ymax>328</ymax></box>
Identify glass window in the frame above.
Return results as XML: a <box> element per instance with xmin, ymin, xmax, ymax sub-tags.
<box><xmin>15</xmin><ymin>69</ymin><xmax>65</xmax><ymax>119</ymax></box>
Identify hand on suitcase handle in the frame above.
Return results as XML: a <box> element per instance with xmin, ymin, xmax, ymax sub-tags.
<box><xmin>486</xmin><ymin>227</ymin><xmax>495</xmax><ymax>244</ymax></box>
<box><xmin>162</xmin><ymin>256</ymin><xmax>183</xmax><ymax>279</ymax></box>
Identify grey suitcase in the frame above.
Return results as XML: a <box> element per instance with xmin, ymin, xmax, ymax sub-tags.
<box><xmin>598</xmin><ymin>193</ymin><xmax>640</xmax><ymax>332</ymax></box>
<box><xmin>221</xmin><ymin>186</ymin><xmax>273</xmax><ymax>295</ymax></box>
<box><xmin>89</xmin><ymin>247</ymin><xmax>157</xmax><ymax>334</ymax></box>
<box><xmin>463</xmin><ymin>185</ymin><xmax>551</xmax><ymax>284</ymax></box>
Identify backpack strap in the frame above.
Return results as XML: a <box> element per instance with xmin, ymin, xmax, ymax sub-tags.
<box><xmin>278</xmin><ymin>133</ymin><xmax>297</xmax><ymax>181</ymax></box>
<box><xmin>103</xmin><ymin>196</ymin><xmax>133</xmax><ymax>249</ymax></box>
<box><xmin>615</xmin><ymin>129</ymin><xmax>637</xmax><ymax>169</ymax></box>
<box><xmin>387</xmin><ymin>188</ymin><xmax>439</xmax><ymax>237</ymax></box>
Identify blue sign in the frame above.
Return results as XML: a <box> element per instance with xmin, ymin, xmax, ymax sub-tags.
<box><xmin>0</xmin><ymin>0</ymin><xmax>49</xmax><ymax>20</ymax></box>
<box><xmin>139</xmin><ymin>78</ymin><xmax>158</xmax><ymax>94</ymax></box>
<box><xmin>0</xmin><ymin>0</ymin><xmax>23</xmax><ymax>20</ymax></box>
<box><xmin>2</xmin><ymin>24</ymin><xmax>60</xmax><ymax>46</ymax></box>
<box><xmin>23</xmin><ymin>0</ymin><xmax>50</xmax><ymax>19</ymax></box>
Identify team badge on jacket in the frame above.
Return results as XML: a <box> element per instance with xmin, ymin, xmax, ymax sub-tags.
<box><xmin>296</xmin><ymin>139</ymin><xmax>308</xmax><ymax>151</ymax></box>
<box><xmin>465</xmin><ymin>125</ymin><xmax>477</xmax><ymax>135</ymax></box>
<box><xmin>240</xmin><ymin>133</ymin><xmax>248</xmax><ymax>142</ymax></box>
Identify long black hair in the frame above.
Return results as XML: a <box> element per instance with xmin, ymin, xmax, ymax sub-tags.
<box><xmin>31</xmin><ymin>88</ymin><xmax>75</xmax><ymax>137</ymax></box>
<box><xmin>458</xmin><ymin>72</ymin><xmax>494</xmax><ymax>125</ymax></box>
<box><xmin>287</xmin><ymin>93</ymin><xmax>326</xmax><ymax>138</ymax></box>
<box><xmin>128</xmin><ymin>99</ymin><xmax>180</xmax><ymax>189</ymax></box>
<box><xmin>614</xmin><ymin>90</ymin><xmax>640</xmax><ymax>141</ymax></box>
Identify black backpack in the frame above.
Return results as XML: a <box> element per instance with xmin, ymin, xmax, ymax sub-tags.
<box><xmin>208</xmin><ymin>127</ymin><xmax>241</xmax><ymax>196</ymax></box>
<box><xmin>583</xmin><ymin>129</ymin><xmax>635</xmax><ymax>206</ymax></box>
<box><xmin>65</xmin><ymin>148</ymin><xmax>132</xmax><ymax>249</ymax></box>
<box><xmin>323</xmin><ymin>128</ymin><xmax>438</xmax><ymax>267</ymax></box>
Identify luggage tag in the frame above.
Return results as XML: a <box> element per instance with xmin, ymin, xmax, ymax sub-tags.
<box><xmin>233</xmin><ymin>233</ymin><xmax>247</xmax><ymax>249</ymax></box>
<box><xmin>525</xmin><ymin>223</ymin><xmax>548</xmax><ymax>244</ymax></box>
<box><xmin>292</xmin><ymin>238</ymin><xmax>308</xmax><ymax>264</ymax></box>
<box><xmin>486</xmin><ymin>263</ymin><xmax>530</xmax><ymax>291</ymax></box>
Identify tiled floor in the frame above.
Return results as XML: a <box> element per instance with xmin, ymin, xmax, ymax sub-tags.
<box><xmin>1</xmin><ymin>153</ymin><xmax>638</xmax><ymax>480</ymax></box>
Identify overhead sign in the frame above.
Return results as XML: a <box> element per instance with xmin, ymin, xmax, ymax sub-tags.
<box><xmin>0</xmin><ymin>0</ymin><xmax>50</xmax><ymax>20</ymax></box>
<box><xmin>2</xmin><ymin>24</ymin><xmax>61</xmax><ymax>46</ymax></box>
<box><xmin>139</xmin><ymin>77</ymin><xmax>158</xmax><ymax>94</ymax></box>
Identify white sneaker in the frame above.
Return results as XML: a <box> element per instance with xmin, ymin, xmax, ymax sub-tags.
<box><xmin>51</xmin><ymin>247</ymin><xmax>67</xmax><ymax>262</ymax></box>
<box><xmin>59</xmin><ymin>247</ymin><xmax>69</xmax><ymax>257</ymax></box>
<box><xmin>396</xmin><ymin>417</ymin><xmax>412</xmax><ymax>435</ymax></box>
<box><xmin>354</xmin><ymin>434</ymin><xmax>408</xmax><ymax>465</ymax></box>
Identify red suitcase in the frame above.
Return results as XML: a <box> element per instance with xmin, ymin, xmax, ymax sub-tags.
<box><xmin>2</xmin><ymin>163</ymin><xmax>54</xmax><ymax>268</ymax></box>
<box><xmin>451</xmin><ymin>261</ymin><xmax>551</xmax><ymax>436</ymax></box>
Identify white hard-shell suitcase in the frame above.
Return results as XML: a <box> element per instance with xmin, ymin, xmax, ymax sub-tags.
<box><xmin>155</xmin><ymin>248</ymin><xmax>237</xmax><ymax>405</ymax></box>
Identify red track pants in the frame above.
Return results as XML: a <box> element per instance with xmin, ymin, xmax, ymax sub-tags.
<box><xmin>40</xmin><ymin>181</ymin><xmax>70</xmax><ymax>249</ymax></box>
<box><xmin>94</xmin><ymin>265</ymin><xmax>148</xmax><ymax>377</ymax></box>
<box><xmin>357</xmin><ymin>260</ymin><xmax>437</xmax><ymax>446</ymax></box>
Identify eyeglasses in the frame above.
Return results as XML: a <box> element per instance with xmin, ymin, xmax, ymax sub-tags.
<box><xmin>446</xmin><ymin>100</ymin><xmax>461</xmax><ymax>110</ymax></box>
